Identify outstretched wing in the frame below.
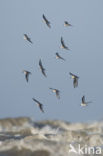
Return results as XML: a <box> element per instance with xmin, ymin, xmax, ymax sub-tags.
<box><xmin>39</xmin><ymin>104</ymin><xmax>44</xmax><ymax>113</ymax></box>
<box><xmin>42</xmin><ymin>14</ymin><xmax>51</xmax><ymax>28</ymax></box>
<box><xmin>64</xmin><ymin>21</ymin><xmax>72</xmax><ymax>26</ymax></box>
<box><xmin>24</xmin><ymin>34</ymin><xmax>33</xmax><ymax>44</ymax></box>
<box><xmin>32</xmin><ymin>98</ymin><xmax>44</xmax><ymax>113</ymax></box>
<box><xmin>25</xmin><ymin>71</ymin><xmax>31</xmax><ymax>82</ymax></box>
<box><xmin>61</xmin><ymin>37</ymin><xmax>69</xmax><ymax>50</ymax></box>
<box><xmin>82</xmin><ymin>96</ymin><xmax>85</xmax><ymax>103</ymax></box>
<box><xmin>27</xmin><ymin>37</ymin><xmax>33</xmax><ymax>44</ymax></box>
<box><xmin>39</xmin><ymin>59</ymin><xmax>47</xmax><ymax>77</ymax></box>
<box><xmin>69</xmin><ymin>72</ymin><xmax>74</xmax><ymax>76</ymax></box>
<box><xmin>73</xmin><ymin>77</ymin><xmax>78</xmax><ymax>88</ymax></box>
<box><xmin>32</xmin><ymin>98</ymin><xmax>40</xmax><ymax>104</ymax></box>
<box><xmin>39</xmin><ymin>59</ymin><xmax>43</xmax><ymax>68</ymax></box>
<box><xmin>42</xmin><ymin>69</ymin><xmax>47</xmax><ymax>77</ymax></box>
<box><xmin>56</xmin><ymin>53</ymin><xmax>65</xmax><ymax>61</ymax></box>
<box><xmin>56</xmin><ymin>90</ymin><xmax>60</xmax><ymax>99</ymax></box>
<box><xmin>25</xmin><ymin>73</ymin><xmax>29</xmax><ymax>82</ymax></box>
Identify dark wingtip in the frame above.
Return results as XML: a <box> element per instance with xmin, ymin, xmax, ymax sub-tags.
<box><xmin>49</xmin><ymin>87</ymin><xmax>52</xmax><ymax>90</ymax></box>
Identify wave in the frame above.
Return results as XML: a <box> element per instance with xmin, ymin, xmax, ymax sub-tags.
<box><xmin>0</xmin><ymin>117</ymin><xmax>103</xmax><ymax>156</ymax></box>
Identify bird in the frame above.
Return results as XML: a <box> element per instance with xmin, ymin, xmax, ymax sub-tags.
<box><xmin>64</xmin><ymin>21</ymin><xmax>72</xmax><ymax>27</ymax></box>
<box><xmin>69</xmin><ymin>72</ymin><xmax>79</xmax><ymax>88</ymax></box>
<box><xmin>39</xmin><ymin>59</ymin><xmax>47</xmax><ymax>77</ymax></box>
<box><xmin>32</xmin><ymin>98</ymin><xmax>44</xmax><ymax>113</ymax></box>
<box><xmin>49</xmin><ymin>88</ymin><xmax>60</xmax><ymax>99</ymax></box>
<box><xmin>42</xmin><ymin>14</ymin><xmax>51</xmax><ymax>28</ymax></box>
<box><xmin>23</xmin><ymin>34</ymin><xmax>33</xmax><ymax>44</ymax></box>
<box><xmin>81</xmin><ymin>96</ymin><xmax>92</xmax><ymax>107</ymax></box>
<box><xmin>61</xmin><ymin>37</ymin><xmax>69</xmax><ymax>50</ymax></box>
<box><xmin>22</xmin><ymin>70</ymin><xmax>31</xmax><ymax>82</ymax></box>
<box><xmin>55</xmin><ymin>52</ymin><xmax>65</xmax><ymax>61</ymax></box>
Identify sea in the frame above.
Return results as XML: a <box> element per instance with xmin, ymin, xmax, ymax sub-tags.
<box><xmin>0</xmin><ymin>117</ymin><xmax>103</xmax><ymax>156</ymax></box>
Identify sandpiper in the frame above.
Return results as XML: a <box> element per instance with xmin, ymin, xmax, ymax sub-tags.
<box><xmin>69</xmin><ymin>72</ymin><xmax>79</xmax><ymax>88</ymax></box>
<box><xmin>42</xmin><ymin>14</ymin><xmax>51</xmax><ymax>28</ymax></box>
<box><xmin>61</xmin><ymin>37</ymin><xmax>69</xmax><ymax>50</ymax></box>
<box><xmin>81</xmin><ymin>96</ymin><xmax>92</xmax><ymax>107</ymax></box>
<box><xmin>23</xmin><ymin>34</ymin><xmax>33</xmax><ymax>44</ymax></box>
<box><xmin>64</xmin><ymin>21</ymin><xmax>72</xmax><ymax>27</ymax></box>
<box><xmin>22</xmin><ymin>70</ymin><xmax>31</xmax><ymax>82</ymax></box>
<box><xmin>55</xmin><ymin>52</ymin><xmax>65</xmax><ymax>61</ymax></box>
<box><xmin>39</xmin><ymin>59</ymin><xmax>47</xmax><ymax>77</ymax></box>
<box><xmin>32</xmin><ymin>98</ymin><xmax>44</xmax><ymax>113</ymax></box>
<box><xmin>49</xmin><ymin>88</ymin><xmax>60</xmax><ymax>99</ymax></box>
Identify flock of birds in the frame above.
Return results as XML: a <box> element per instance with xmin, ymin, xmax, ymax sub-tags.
<box><xmin>22</xmin><ymin>14</ymin><xmax>92</xmax><ymax>113</ymax></box>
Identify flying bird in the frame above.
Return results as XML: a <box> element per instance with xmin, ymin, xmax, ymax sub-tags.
<box><xmin>22</xmin><ymin>70</ymin><xmax>31</xmax><ymax>82</ymax></box>
<box><xmin>49</xmin><ymin>88</ymin><xmax>60</xmax><ymax>99</ymax></box>
<box><xmin>24</xmin><ymin>34</ymin><xmax>33</xmax><ymax>44</ymax></box>
<box><xmin>61</xmin><ymin>37</ymin><xmax>69</xmax><ymax>50</ymax></box>
<box><xmin>39</xmin><ymin>59</ymin><xmax>47</xmax><ymax>77</ymax></box>
<box><xmin>42</xmin><ymin>14</ymin><xmax>51</xmax><ymax>28</ymax></box>
<box><xmin>81</xmin><ymin>96</ymin><xmax>92</xmax><ymax>107</ymax></box>
<box><xmin>69</xmin><ymin>72</ymin><xmax>79</xmax><ymax>88</ymax></box>
<box><xmin>55</xmin><ymin>52</ymin><xmax>65</xmax><ymax>61</ymax></box>
<box><xmin>32</xmin><ymin>98</ymin><xmax>44</xmax><ymax>113</ymax></box>
<box><xmin>64</xmin><ymin>21</ymin><xmax>72</xmax><ymax>27</ymax></box>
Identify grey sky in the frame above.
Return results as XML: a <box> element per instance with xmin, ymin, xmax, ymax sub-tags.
<box><xmin>0</xmin><ymin>0</ymin><xmax>103</xmax><ymax>122</ymax></box>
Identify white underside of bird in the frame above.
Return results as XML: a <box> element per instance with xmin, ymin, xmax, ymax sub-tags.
<box><xmin>81</xmin><ymin>101</ymin><xmax>92</xmax><ymax>107</ymax></box>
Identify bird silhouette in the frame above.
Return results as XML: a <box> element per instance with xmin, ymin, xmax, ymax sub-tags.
<box><xmin>49</xmin><ymin>88</ymin><xmax>60</xmax><ymax>99</ymax></box>
<box><xmin>61</xmin><ymin>37</ymin><xmax>69</xmax><ymax>50</ymax></box>
<box><xmin>55</xmin><ymin>52</ymin><xmax>65</xmax><ymax>61</ymax></box>
<box><xmin>39</xmin><ymin>59</ymin><xmax>47</xmax><ymax>77</ymax></box>
<box><xmin>32</xmin><ymin>98</ymin><xmax>44</xmax><ymax>113</ymax></box>
<box><xmin>81</xmin><ymin>96</ymin><xmax>92</xmax><ymax>107</ymax></box>
<box><xmin>64</xmin><ymin>21</ymin><xmax>72</xmax><ymax>27</ymax></box>
<box><xmin>69</xmin><ymin>72</ymin><xmax>79</xmax><ymax>88</ymax></box>
<box><xmin>22</xmin><ymin>70</ymin><xmax>31</xmax><ymax>82</ymax></box>
<box><xmin>42</xmin><ymin>14</ymin><xmax>51</xmax><ymax>28</ymax></box>
<box><xmin>23</xmin><ymin>34</ymin><xmax>33</xmax><ymax>44</ymax></box>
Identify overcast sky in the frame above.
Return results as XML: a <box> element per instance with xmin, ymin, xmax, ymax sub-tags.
<box><xmin>0</xmin><ymin>0</ymin><xmax>103</xmax><ymax>122</ymax></box>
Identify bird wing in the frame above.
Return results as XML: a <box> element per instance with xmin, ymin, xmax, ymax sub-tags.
<box><xmin>25</xmin><ymin>73</ymin><xmax>29</xmax><ymax>82</ymax></box>
<box><xmin>61</xmin><ymin>37</ymin><xmax>65</xmax><ymax>47</ymax></box>
<box><xmin>24</xmin><ymin>34</ymin><xmax>28</xmax><ymax>38</ymax></box>
<box><xmin>56</xmin><ymin>53</ymin><xmax>65</xmax><ymax>60</ymax></box>
<box><xmin>43</xmin><ymin>14</ymin><xmax>48</xmax><ymax>22</ymax></box>
<box><xmin>28</xmin><ymin>38</ymin><xmax>33</xmax><ymax>44</ymax></box>
<box><xmin>56</xmin><ymin>52</ymin><xmax>59</xmax><ymax>56</ymax></box>
<box><xmin>32</xmin><ymin>98</ymin><xmax>44</xmax><ymax>113</ymax></box>
<box><xmin>69</xmin><ymin>72</ymin><xmax>74</xmax><ymax>76</ymax></box>
<box><xmin>82</xmin><ymin>96</ymin><xmax>85</xmax><ymax>103</ymax></box>
<box><xmin>61</xmin><ymin>37</ymin><xmax>69</xmax><ymax>50</ymax></box>
<box><xmin>39</xmin><ymin>59</ymin><xmax>43</xmax><ymax>68</ymax></box>
<box><xmin>39</xmin><ymin>59</ymin><xmax>47</xmax><ymax>77</ymax></box>
<box><xmin>49</xmin><ymin>87</ymin><xmax>53</xmax><ymax>90</ymax></box>
<box><xmin>56</xmin><ymin>90</ymin><xmax>60</xmax><ymax>99</ymax></box>
<box><xmin>73</xmin><ymin>78</ymin><xmax>78</xmax><ymax>88</ymax></box>
<box><xmin>65</xmin><ymin>21</ymin><xmax>72</xmax><ymax>26</ymax></box>
<box><xmin>43</xmin><ymin>14</ymin><xmax>51</xmax><ymax>28</ymax></box>
<box><xmin>24</xmin><ymin>34</ymin><xmax>33</xmax><ymax>43</ymax></box>
<box><xmin>39</xmin><ymin>104</ymin><xmax>44</xmax><ymax>113</ymax></box>
<box><xmin>59</xmin><ymin>55</ymin><xmax>65</xmax><ymax>61</ymax></box>
<box><xmin>32</xmin><ymin>98</ymin><xmax>40</xmax><ymax>104</ymax></box>
<box><xmin>41</xmin><ymin>69</ymin><xmax>47</xmax><ymax>77</ymax></box>
<box><xmin>69</xmin><ymin>72</ymin><xmax>78</xmax><ymax>78</ymax></box>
